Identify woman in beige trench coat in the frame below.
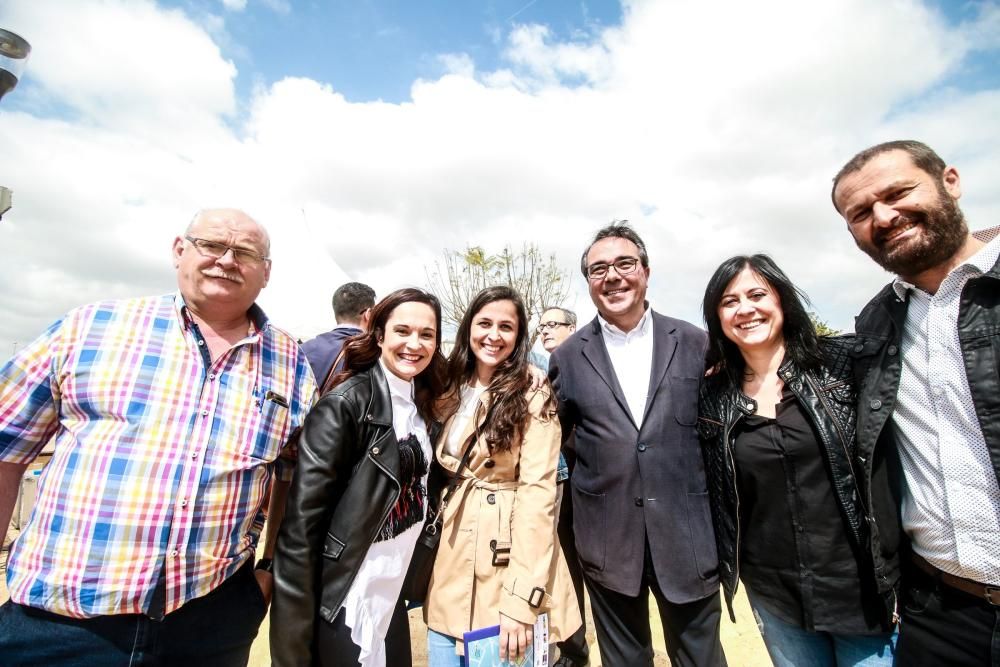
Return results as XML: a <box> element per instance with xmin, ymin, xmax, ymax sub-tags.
<box><xmin>424</xmin><ymin>286</ymin><xmax>582</xmax><ymax>666</ymax></box>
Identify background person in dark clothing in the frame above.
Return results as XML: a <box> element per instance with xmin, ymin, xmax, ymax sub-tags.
<box><xmin>539</xmin><ymin>306</ymin><xmax>588</xmax><ymax>667</ymax></box>
<box><xmin>699</xmin><ymin>254</ymin><xmax>896</xmax><ymax>666</ymax></box>
<box><xmin>302</xmin><ymin>282</ymin><xmax>375</xmax><ymax>386</ymax></box>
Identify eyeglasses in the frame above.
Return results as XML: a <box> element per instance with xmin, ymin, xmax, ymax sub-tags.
<box><xmin>536</xmin><ymin>321</ymin><xmax>571</xmax><ymax>334</ymax></box>
<box><xmin>586</xmin><ymin>256</ymin><xmax>640</xmax><ymax>280</ymax></box>
<box><xmin>185</xmin><ymin>235</ymin><xmax>270</xmax><ymax>265</ymax></box>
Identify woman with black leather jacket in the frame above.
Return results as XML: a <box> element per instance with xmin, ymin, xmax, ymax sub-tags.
<box><xmin>270</xmin><ymin>288</ymin><xmax>447</xmax><ymax>667</ymax></box>
<box><xmin>698</xmin><ymin>255</ymin><xmax>896</xmax><ymax>666</ymax></box>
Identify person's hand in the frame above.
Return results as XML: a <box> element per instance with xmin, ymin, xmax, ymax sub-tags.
<box><xmin>499</xmin><ymin>613</ymin><xmax>533</xmax><ymax>663</ymax></box>
<box><xmin>526</xmin><ymin>364</ymin><xmax>547</xmax><ymax>391</ymax></box>
<box><xmin>254</xmin><ymin>569</ymin><xmax>273</xmax><ymax>606</ymax></box>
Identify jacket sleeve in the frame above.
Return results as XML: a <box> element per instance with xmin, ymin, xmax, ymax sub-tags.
<box><xmin>500</xmin><ymin>389</ymin><xmax>561</xmax><ymax>623</ymax></box>
<box><xmin>269</xmin><ymin>390</ymin><xmax>362</xmax><ymax>667</ymax></box>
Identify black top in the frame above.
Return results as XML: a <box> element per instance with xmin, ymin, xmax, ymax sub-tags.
<box><xmin>734</xmin><ymin>389</ymin><xmax>885</xmax><ymax>633</ymax></box>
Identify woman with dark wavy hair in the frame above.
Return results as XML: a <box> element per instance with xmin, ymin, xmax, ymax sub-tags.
<box><xmin>424</xmin><ymin>285</ymin><xmax>581</xmax><ymax>666</ymax></box>
<box><xmin>698</xmin><ymin>255</ymin><xmax>897</xmax><ymax>666</ymax></box>
<box><xmin>270</xmin><ymin>288</ymin><xmax>447</xmax><ymax>667</ymax></box>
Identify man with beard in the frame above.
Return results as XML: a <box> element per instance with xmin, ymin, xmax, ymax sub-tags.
<box><xmin>832</xmin><ymin>140</ymin><xmax>1000</xmax><ymax>666</ymax></box>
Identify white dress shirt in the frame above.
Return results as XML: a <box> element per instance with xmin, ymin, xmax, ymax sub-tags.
<box><xmin>598</xmin><ymin>307</ymin><xmax>654</xmax><ymax>426</ymax></box>
<box><xmin>891</xmin><ymin>235</ymin><xmax>1000</xmax><ymax>586</ymax></box>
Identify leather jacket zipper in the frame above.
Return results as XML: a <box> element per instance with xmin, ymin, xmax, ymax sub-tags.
<box><xmin>804</xmin><ymin>374</ymin><xmax>867</xmax><ymax>520</ymax></box>
<box><xmin>723</xmin><ymin>409</ymin><xmax>743</xmax><ymax>594</ymax></box>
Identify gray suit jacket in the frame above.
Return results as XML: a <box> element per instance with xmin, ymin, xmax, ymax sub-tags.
<box><xmin>549</xmin><ymin>311</ymin><xmax>720</xmax><ymax>602</ymax></box>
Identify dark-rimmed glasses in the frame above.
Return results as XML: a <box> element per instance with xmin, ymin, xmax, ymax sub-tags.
<box><xmin>185</xmin><ymin>235</ymin><xmax>270</xmax><ymax>265</ymax></box>
<box><xmin>586</xmin><ymin>256</ymin><xmax>640</xmax><ymax>280</ymax></box>
<box><xmin>536</xmin><ymin>321</ymin><xmax>571</xmax><ymax>334</ymax></box>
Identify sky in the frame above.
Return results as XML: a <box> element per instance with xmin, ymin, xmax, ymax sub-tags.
<box><xmin>1</xmin><ymin>0</ymin><xmax>999</xmax><ymax>359</ymax></box>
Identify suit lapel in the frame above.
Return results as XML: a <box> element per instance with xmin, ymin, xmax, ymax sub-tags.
<box><xmin>642</xmin><ymin>313</ymin><xmax>677</xmax><ymax>425</ymax></box>
<box><xmin>581</xmin><ymin>318</ymin><xmax>635</xmax><ymax>428</ymax></box>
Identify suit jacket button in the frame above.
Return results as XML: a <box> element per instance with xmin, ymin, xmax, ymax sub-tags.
<box><xmin>637</xmin><ymin>443</ymin><xmax>647</xmax><ymax>452</ymax></box>
<box><xmin>634</xmin><ymin>497</ymin><xmax>644</xmax><ymax>507</ymax></box>
<box><xmin>484</xmin><ymin>459</ymin><xmax>495</xmax><ymax>468</ymax></box>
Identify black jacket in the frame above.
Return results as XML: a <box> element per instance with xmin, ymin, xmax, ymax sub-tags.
<box><xmin>849</xmin><ymin>250</ymin><xmax>1000</xmax><ymax>608</ymax></box>
<box><xmin>270</xmin><ymin>364</ymin><xmax>437</xmax><ymax>666</ymax></box>
<box><xmin>698</xmin><ymin>337</ymin><xmax>888</xmax><ymax>622</ymax></box>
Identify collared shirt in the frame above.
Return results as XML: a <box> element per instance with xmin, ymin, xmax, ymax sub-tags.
<box><xmin>598</xmin><ymin>307</ymin><xmax>654</xmax><ymax>426</ymax></box>
<box><xmin>891</xmin><ymin>235</ymin><xmax>1000</xmax><ymax>586</ymax></box>
<box><xmin>0</xmin><ymin>293</ymin><xmax>317</xmax><ymax>618</ymax></box>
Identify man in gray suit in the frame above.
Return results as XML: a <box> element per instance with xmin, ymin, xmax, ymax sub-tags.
<box><xmin>548</xmin><ymin>222</ymin><xmax>725</xmax><ymax>667</ymax></box>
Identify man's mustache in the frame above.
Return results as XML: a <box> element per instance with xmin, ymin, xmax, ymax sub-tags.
<box><xmin>202</xmin><ymin>269</ymin><xmax>244</xmax><ymax>284</ymax></box>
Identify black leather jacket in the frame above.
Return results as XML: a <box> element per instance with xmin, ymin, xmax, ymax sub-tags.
<box><xmin>698</xmin><ymin>337</ymin><xmax>886</xmax><ymax>622</ymax></box>
<box><xmin>849</xmin><ymin>250</ymin><xmax>1000</xmax><ymax>608</ymax></box>
<box><xmin>270</xmin><ymin>364</ymin><xmax>437</xmax><ymax>666</ymax></box>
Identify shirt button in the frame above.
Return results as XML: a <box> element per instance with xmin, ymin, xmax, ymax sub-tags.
<box><xmin>180</xmin><ymin>498</ymin><xmax>188</xmax><ymax>507</ymax></box>
<box><xmin>634</xmin><ymin>497</ymin><xmax>644</xmax><ymax>507</ymax></box>
<box><xmin>870</xmin><ymin>399</ymin><xmax>882</xmax><ymax>411</ymax></box>
<box><xmin>171</xmin><ymin>549</ymin><xmax>179</xmax><ymax>557</ymax></box>
<box><xmin>637</xmin><ymin>443</ymin><xmax>647</xmax><ymax>452</ymax></box>
<box><xmin>191</xmin><ymin>451</ymin><xmax>198</xmax><ymax>459</ymax></box>
<box><xmin>197</xmin><ymin>340</ymin><xmax>205</xmax><ymax>346</ymax></box>
<box><xmin>201</xmin><ymin>410</ymin><xmax>209</xmax><ymax>417</ymax></box>
<box><xmin>209</xmin><ymin>373</ymin><xmax>216</xmax><ymax>380</ymax></box>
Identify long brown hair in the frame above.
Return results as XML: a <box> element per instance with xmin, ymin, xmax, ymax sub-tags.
<box><xmin>442</xmin><ymin>285</ymin><xmax>554</xmax><ymax>454</ymax></box>
<box><xmin>325</xmin><ymin>287</ymin><xmax>447</xmax><ymax>425</ymax></box>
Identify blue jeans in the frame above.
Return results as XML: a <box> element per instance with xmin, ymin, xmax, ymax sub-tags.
<box><xmin>0</xmin><ymin>561</ymin><xmax>267</xmax><ymax>666</ymax></box>
<box><xmin>751</xmin><ymin>599</ymin><xmax>897</xmax><ymax>667</ymax></box>
<box><xmin>427</xmin><ymin>628</ymin><xmax>466</xmax><ymax>667</ymax></box>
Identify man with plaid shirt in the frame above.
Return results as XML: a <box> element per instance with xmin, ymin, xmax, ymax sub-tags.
<box><xmin>0</xmin><ymin>209</ymin><xmax>316</xmax><ymax>665</ymax></box>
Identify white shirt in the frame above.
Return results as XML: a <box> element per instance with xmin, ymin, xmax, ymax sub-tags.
<box><xmin>891</xmin><ymin>235</ymin><xmax>1000</xmax><ymax>586</ymax></box>
<box><xmin>339</xmin><ymin>361</ymin><xmax>433</xmax><ymax>667</ymax></box>
<box><xmin>598</xmin><ymin>307</ymin><xmax>654</xmax><ymax>426</ymax></box>
<box><xmin>444</xmin><ymin>382</ymin><xmax>486</xmax><ymax>458</ymax></box>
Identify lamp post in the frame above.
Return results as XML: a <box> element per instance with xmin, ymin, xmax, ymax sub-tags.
<box><xmin>0</xmin><ymin>28</ymin><xmax>31</xmax><ymax>221</ymax></box>
<box><xmin>0</xmin><ymin>29</ymin><xmax>31</xmax><ymax>102</ymax></box>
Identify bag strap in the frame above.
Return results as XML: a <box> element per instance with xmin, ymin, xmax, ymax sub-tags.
<box><xmin>426</xmin><ymin>426</ymin><xmax>479</xmax><ymax>534</ymax></box>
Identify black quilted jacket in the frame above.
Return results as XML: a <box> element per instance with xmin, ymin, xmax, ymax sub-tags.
<box><xmin>697</xmin><ymin>336</ymin><xmax>888</xmax><ymax>623</ymax></box>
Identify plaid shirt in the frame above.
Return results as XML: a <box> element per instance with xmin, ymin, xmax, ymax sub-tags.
<box><xmin>0</xmin><ymin>294</ymin><xmax>317</xmax><ymax>618</ymax></box>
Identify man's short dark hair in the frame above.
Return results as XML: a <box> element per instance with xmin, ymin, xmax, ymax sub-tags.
<box><xmin>580</xmin><ymin>220</ymin><xmax>649</xmax><ymax>277</ymax></box>
<box><xmin>831</xmin><ymin>140</ymin><xmax>948</xmax><ymax>213</ymax></box>
<box><xmin>332</xmin><ymin>282</ymin><xmax>375</xmax><ymax>323</ymax></box>
<box><xmin>542</xmin><ymin>306</ymin><xmax>577</xmax><ymax>326</ymax></box>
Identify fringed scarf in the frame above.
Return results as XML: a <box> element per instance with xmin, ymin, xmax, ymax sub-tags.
<box><xmin>375</xmin><ymin>433</ymin><xmax>429</xmax><ymax>542</ymax></box>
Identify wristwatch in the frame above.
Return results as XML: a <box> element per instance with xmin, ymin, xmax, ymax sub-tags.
<box><xmin>255</xmin><ymin>557</ymin><xmax>274</xmax><ymax>573</ymax></box>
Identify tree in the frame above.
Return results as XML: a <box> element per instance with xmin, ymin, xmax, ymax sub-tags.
<box><xmin>810</xmin><ymin>311</ymin><xmax>841</xmax><ymax>337</ymax></box>
<box><xmin>426</xmin><ymin>243</ymin><xmax>572</xmax><ymax>346</ymax></box>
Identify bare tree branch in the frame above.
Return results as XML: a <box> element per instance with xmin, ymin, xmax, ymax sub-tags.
<box><xmin>425</xmin><ymin>243</ymin><xmax>572</xmax><ymax>346</ymax></box>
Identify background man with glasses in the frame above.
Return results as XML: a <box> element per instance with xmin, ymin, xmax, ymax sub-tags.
<box><xmin>548</xmin><ymin>222</ymin><xmax>725</xmax><ymax>667</ymax></box>
<box><xmin>539</xmin><ymin>307</ymin><xmax>577</xmax><ymax>355</ymax></box>
<box><xmin>0</xmin><ymin>208</ymin><xmax>316</xmax><ymax>665</ymax></box>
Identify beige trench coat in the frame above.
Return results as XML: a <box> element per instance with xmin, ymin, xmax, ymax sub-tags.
<box><xmin>424</xmin><ymin>386</ymin><xmax>582</xmax><ymax>649</ymax></box>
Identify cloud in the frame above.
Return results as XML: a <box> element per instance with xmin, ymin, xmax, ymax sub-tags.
<box><xmin>1</xmin><ymin>0</ymin><xmax>999</xmax><ymax>357</ymax></box>
<box><xmin>221</xmin><ymin>0</ymin><xmax>247</xmax><ymax>11</ymax></box>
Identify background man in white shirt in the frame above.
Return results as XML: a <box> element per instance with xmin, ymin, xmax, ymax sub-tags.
<box><xmin>833</xmin><ymin>140</ymin><xmax>1000</xmax><ymax>666</ymax></box>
